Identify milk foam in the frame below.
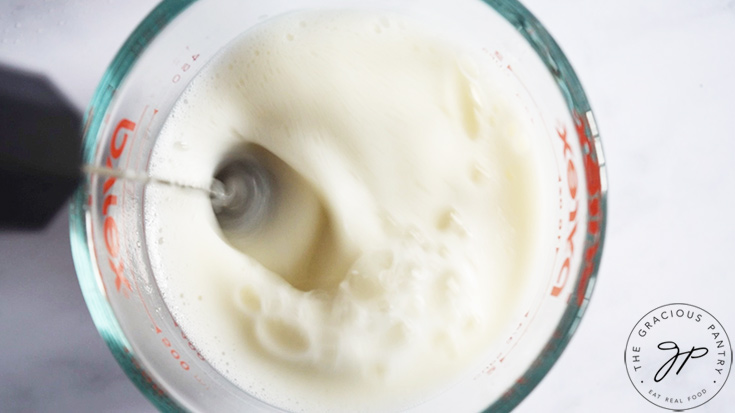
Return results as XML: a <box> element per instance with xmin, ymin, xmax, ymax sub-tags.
<box><xmin>145</xmin><ymin>9</ymin><xmax>552</xmax><ymax>412</ymax></box>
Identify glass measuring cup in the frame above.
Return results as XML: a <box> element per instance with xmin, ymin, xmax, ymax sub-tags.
<box><xmin>69</xmin><ymin>0</ymin><xmax>607</xmax><ymax>411</ymax></box>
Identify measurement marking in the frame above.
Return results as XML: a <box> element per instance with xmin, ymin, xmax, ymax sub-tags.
<box><xmin>135</xmin><ymin>106</ymin><xmax>163</xmax><ymax>333</ymax></box>
<box><xmin>135</xmin><ymin>106</ymin><xmax>150</xmax><ymax>144</ymax></box>
<box><xmin>194</xmin><ymin>374</ymin><xmax>210</xmax><ymax>389</ymax></box>
<box><xmin>121</xmin><ymin>105</ymin><xmax>148</xmax><ymax>177</ymax></box>
<box><xmin>479</xmin><ymin>291</ymin><xmax>545</xmax><ymax>379</ymax></box>
<box><xmin>145</xmin><ymin>109</ymin><xmax>160</xmax><ymax>141</ymax></box>
<box><xmin>136</xmin><ymin>283</ymin><xmax>162</xmax><ymax>333</ymax></box>
<box><xmin>476</xmin><ymin>59</ymin><xmax>566</xmax><ymax>380</ymax></box>
<box><xmin>148</xmin><ymin>109</ymin><xmax>160</xmax><ymax>139</ymax></box>
<box><xmin>132</xmin><ymin>107</ymin><xmax>155</xmax><ymax>172</ymax></box>
<box><xmin>504</xmin><ymin>66</ymin><xmax>567</xmax><ymax>302</ymax></box>
<box><xmin>116</xmin><ymin>106</ymin><xmax>162</xmax><ymax>331</ymax></box>
<box><xmin>504</xmin><ymin>66</ymin><xmax>579</xmax><ymax>306</ymax></box>
<box><xmin>120</xmin><ymin>106</ymin><xmax>148</xmax><ymax>291</ymax></box>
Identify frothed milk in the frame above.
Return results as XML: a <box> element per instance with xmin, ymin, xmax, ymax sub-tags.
<box><xmin>146</xmin><ymin>9</ymin><xmax>553</xmax><ymax>412</ymax></box>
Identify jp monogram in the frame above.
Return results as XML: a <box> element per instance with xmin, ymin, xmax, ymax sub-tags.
<box><xmin>625</xmin><ymin>303</ymin><xmax>732</xmax><ymax>410</ymax></box>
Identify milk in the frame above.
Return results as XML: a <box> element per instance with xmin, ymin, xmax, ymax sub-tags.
<box><xmin>145</xmin><ymin>9</ymin><xmax>553</xmax><ymax>412</ymax></box>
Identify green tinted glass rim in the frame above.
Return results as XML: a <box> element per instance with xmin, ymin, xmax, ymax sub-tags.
<box><xmin>70</xmin><ymin>0</ymin><xmax>607</xmax><ymax>412</ymax></box>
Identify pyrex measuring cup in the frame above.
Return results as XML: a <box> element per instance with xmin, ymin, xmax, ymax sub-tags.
<box><xmin>69</xmin><ymin>0</ymin><xmax>607</xmax><ymax>411</ymax></box>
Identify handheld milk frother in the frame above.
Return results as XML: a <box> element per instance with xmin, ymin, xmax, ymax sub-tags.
<box><xmin>83</xmin><ymin>156</ymin><xmax>275</xmax><ymax>234</ymax></box>
<box><xmin>0</xmin><ymin>65</ymin><xmax>272</xmax><ymax>231</ymax></box>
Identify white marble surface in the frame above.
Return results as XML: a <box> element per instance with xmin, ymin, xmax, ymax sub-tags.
<box><xmin>1</xmin><ymin>0</ymin><xmax>733</xmax><ymax>412</ymax></box>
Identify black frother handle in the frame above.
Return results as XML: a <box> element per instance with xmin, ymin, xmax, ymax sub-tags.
<box><xmin>0</xmin><ymin>64</ymin><xmax>82</xmax><ymax>230</ymax></box>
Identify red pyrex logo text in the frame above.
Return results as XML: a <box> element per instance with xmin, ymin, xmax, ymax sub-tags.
<box><xmin>550</xmin><ymin>111</ymin><xmax>603</xmax><ymax>306</ymax></box>
<box><xmin>102</xmin><ymin>119</ymin><xmax>136</xmax><ymax>296</ymax></box>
